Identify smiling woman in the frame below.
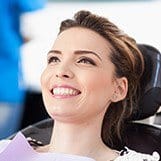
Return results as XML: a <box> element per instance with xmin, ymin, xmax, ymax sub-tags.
<box><xmin>39</xmin><ymin>10</ymin><xmax>159</xmax><ymax>161</ymax></box>
<box><xmin>0</xmin><ymin>10</ymin><xmax>160</xmax><ymax>161</ymax></box>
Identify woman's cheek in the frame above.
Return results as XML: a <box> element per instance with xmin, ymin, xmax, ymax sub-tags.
<box><xmin>40</xmin><ymin>68</ymin><xmax>48</xmax><ymax>85</ymax></box>
<box><xmin>41</xmin><ymin>68</ymin><xmax>52</xmax><ymax>88</ymax></box>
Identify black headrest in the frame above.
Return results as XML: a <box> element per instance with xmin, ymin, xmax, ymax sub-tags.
<box><xmin>130</xmin><ymin>44</ymin><xmax>161</xmax><ymax>120</ymax></box>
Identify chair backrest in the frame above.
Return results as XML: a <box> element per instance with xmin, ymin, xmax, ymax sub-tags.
<box><xmin>129</xmin><ymin>44</ymin><xmax>161</xmax><ymax>120</ymax></box>
<box><xmin>9</xmin><ymin>44</ymin><xmax>161</xmax><ymax>156</ymax></box>
<box><xmin>120</xmin><ymin>44</ymin><xmax>161</xmax><ymax>155</ymax></box>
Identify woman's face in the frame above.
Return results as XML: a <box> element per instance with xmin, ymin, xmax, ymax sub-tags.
<box><xmin>41</xmin><ymin>27</ymin><xmax>118</xmax><ymax>123</ymax></box>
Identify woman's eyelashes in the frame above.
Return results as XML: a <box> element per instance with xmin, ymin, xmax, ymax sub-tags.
<box><xmin>47</xmin><ymin>56</ymin><xmax>60</xmax><ymax>64</ymax></box>
<box><xmin>77</xmin><ymin>57</ymin><xmax>96</xmax><ymax>66</ymax></box>
<box><xmin>47</xmin><ymin>55</ymin><xmax>96</xmax><ymax>66</ymax></box>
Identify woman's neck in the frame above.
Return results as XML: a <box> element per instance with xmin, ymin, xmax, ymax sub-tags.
<box><xmin>47</xmin><ymin>115</ymin><xmax>118</xmax><ymax>161</ymax></box>
<box><xmin>50</xmin><ymin>121</ymin><xmax>102</xmax><ymax>154</ymax></box>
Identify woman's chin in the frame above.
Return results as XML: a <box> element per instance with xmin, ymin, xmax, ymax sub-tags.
<box><xmin>48</xmin><ymin>110</ymin><xmax>75</xmax><ymax>122</ymax></box>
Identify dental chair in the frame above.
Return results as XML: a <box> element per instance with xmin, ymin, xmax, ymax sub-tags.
<box><xmin>10</xmin><ymin>44</ymin><xmax>161</xmax><ymax>155</ymax></box>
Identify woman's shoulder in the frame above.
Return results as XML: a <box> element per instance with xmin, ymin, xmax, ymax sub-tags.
<box><xmin>114</xmin><ymin>147</ymin><xmax>160</xmax><ymax>161</ymax></box>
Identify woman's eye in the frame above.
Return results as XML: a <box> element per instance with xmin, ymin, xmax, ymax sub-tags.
<box><xmin>77</xmin><ymin>58</ymin><xmax>96</xmax><ymax>66</ymax></box>
<box><xmin>48</xmin><ymin>56</ymin><xmax>60</xmax><ymax>64</ymax></box>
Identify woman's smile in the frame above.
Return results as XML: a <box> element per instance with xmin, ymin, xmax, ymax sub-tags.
<box><xmin>51</xmin><ymin>85</ymin><xmax>81</xmax><ymax>99</ymax></box>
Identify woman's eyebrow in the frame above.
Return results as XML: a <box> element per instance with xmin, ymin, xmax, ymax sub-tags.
<box><xmin>47</xmin><ymin>50</ymin><xmax>61</xmax><ymax>55</ymax></box>
<box><xmin>47</xmin><ymin>49</ymin><xmax>102</xmax><ymax>61</ymax></box>
<box><xmin>74</xmin><ymin>50</ymin><xmax>102</xmax><ymax>61</ymax></box>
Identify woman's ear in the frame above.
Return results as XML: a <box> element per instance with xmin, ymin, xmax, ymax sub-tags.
<box><xmin>111</xmin><ymin>77</ymin><xmax>128</xmax><ymax>102</ymax></box>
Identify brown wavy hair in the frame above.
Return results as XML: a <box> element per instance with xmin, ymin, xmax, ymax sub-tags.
<box><xmin>58</xmin><ymin>10</ymin><xmax>144</xmax><ymax>148</ymax></box>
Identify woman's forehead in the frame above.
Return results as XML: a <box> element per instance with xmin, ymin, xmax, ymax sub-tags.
<box><xmin>53</xmin><ymin>27</ymin><xmax>112</xmax><ymax>57</ymax></box>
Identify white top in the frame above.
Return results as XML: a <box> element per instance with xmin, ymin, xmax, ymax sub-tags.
<box><xmin>0</xmin><ymin>132</ymin><xmax>160</xmax><ymax>161</ymax></box>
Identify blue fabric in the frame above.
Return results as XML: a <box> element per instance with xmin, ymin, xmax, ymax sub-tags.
<box><xmin>0</xmin><ymin>0</ymin><xmax>45</xmax><ymax>103</ymax></box>
<box><xmin>0</xmin><ymin>103</ymin><xmax>23</xmax><ymax>139</ymax></box>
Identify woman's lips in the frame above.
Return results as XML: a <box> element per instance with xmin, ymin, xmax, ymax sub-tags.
<box><xmin>50</xmin><ymin>85</ymin><xmax>81</xmax><ymax>98</ymax></box>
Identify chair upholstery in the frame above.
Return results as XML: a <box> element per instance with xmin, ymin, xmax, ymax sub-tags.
<box><xmin>129</xmin><ymin>44</ymin><xmax>161</xmax><ymax>120</ymax></box>
<box><xmin>9</xmin><ymin>44</ymin><xmax>161</xmax><ymax>156</ymax></box>
<box><xmin>123</xmin><ymin>122</ymin><xmax>161</xmax><ymax>154</ymax></box>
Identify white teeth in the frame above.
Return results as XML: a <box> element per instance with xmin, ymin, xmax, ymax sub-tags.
<box><xmin>69</xmin><ymin>89</ymin><xmax>73</xmax><ymax>95</ymax></box>
<box><xmin>52</xmin><ymin>88</ymin><xmax>79</xmax><ymax>96</ymax></box>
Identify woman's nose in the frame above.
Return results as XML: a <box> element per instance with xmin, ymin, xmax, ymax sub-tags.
<box><xmin>55</xmin><ymin>65</ymin><xmax>74</xmax><ymax>79</ymax></box>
